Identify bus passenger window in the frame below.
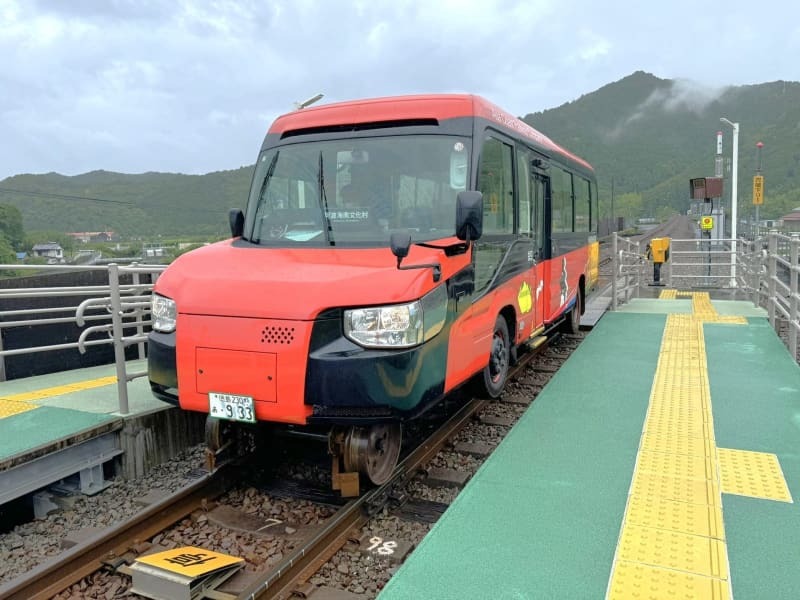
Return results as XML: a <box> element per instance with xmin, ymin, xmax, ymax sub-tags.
<box><xmin>551</xmin><ymin>167</ymin><xmax>573</xmax><ymax>233</ymax></box>
<box><xmin>574</xmin><ymin>177</ymin><xmax>591</xmax><ymax>232</ymax></box>
<box><xmin>477</xmin><ymin>137</ymin><xmax>514</xmax><ymax>235</ymax></box>
<box><xmin>517</xmin><ymin>149</ymin><xmax>532</xmax><ymax>237</ymax></box>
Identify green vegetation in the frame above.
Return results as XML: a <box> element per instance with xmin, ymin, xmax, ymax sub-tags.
<box><xmin>0</xmin><ymin>72</ymin><xmax>798</xmax><ymax>238</ymax></box>
<box><xmin>523</xmin><ymin>71</ymin><xmax>800</xmax><ymax>224</ymax></box>
<box><xmin>0</xmin><ymin>166</ymin><xmax>254</xmax><ymax>238</ymax></box>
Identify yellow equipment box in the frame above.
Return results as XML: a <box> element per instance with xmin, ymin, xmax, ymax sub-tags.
<box><xmin>650</xmin><ymin>237</ymin><xmax>670</xmax><ymax>263</ymax></box>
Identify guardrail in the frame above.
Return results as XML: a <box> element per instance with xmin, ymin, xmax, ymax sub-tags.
<box><xmin>610</xmin><ymin>232</ymin><xmax>643</xmax><ymax>310</ymax></box>
<box><xmin>2</xmin><ymin>232</ymin><xmax>798</xmax><ymax>415</ymax></box>
<box><xmin>0</xmin><ymin>263</ymin><xmax>166</xmax><ymax>413</ymax></box>
<box><xmin>759</xmin><ymin>233</ymin><xmax>799</xmax><ymax>361</ymax></box>
<box><xmin>625</xmin><ymin>232</ymin><xmax>799</xmax><ymax>362</ymax></box>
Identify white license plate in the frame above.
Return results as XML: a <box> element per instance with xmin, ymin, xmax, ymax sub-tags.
<box><xmin>209</xmin><ymin>392</ymin><xmax>256</xmax><ymax>423</ymax></box>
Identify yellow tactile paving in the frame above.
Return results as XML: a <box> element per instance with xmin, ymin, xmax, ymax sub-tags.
<box><xmin>607</xmin><ymin>291</ymin><xmax>792</xmax><ymax>598</ymax></box>
<box><xmin>659</xmin><ymin>289</ymin><xmax>678</xmax><ymax>299</ymax></box>
<box><xmin>718</xmin><ymin>448</ymin><xmax>794</xmax><ymax>503</ymax></box>
<box><xmin>0</xmin><ymin>376</ymin><xmax>117</xmax><ymax>403</ymax></box>
<box><xmin>626</xmin><ymin>495</ymin><xmax>726</xmax><ymax>539</ymax></box>
<box><xmin>630</xmin><ymin>472</ymin><xmax>721</xmax><ymax>507</ymax></box>
<box><xmin>617</xmin><ymin>524</ymin><xmax>729</xmax><ymax>578</ymax></box>
<box><xmin>0</xmin><ymin>398</ymin><xmax>38</xmax><ymax>418</ymax></box>
<box><xmin>636</xmin><ymin>450</ymin><xmax>717</xmax><ymax>482</ymax></box>
<box><xmin>608</xmin><ymin>561</ymin><xmax>731</xmax><ymax>600</ymax></box>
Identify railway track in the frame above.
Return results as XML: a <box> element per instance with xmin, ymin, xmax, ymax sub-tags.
<box><xmin>0</xmin><ymin>327</ymin><xmax>587</xmax><ymax>600</ymax></box>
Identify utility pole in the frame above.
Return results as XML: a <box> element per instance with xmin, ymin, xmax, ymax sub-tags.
<box><xmin>720</xmin><ymin>118</ymin><xmax>739</xmax><ymax>287</ymax></box>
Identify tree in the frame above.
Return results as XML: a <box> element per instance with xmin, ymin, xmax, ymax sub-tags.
<box><xmin>0</xmin><ymin>235</ymin><xmax>16</xmax><ymax>263</ymax></box>
<box><xmin>0</xmin><ymin>204</ymin><xmax>24</xmax><ymax>250</ymax></box>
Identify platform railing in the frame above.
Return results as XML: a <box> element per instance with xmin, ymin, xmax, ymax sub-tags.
<box><xmin>665</xmin><ymin>237</ymin><xmax>743</xmax><ymax>289</ymax></box>
<box><xmin>660</xmin><ymin>233</ymin><xmax>800</xmax><ymax>362</ymax></box>
<box><xmin>760</xmin><ymin>233</ymin><xmax>800</xmax><ymax>361</ymax></box>
<box><xmin>0</xmin><ymin>263</ymin><xmax>166</xmax><ymax>413</ymax></box>
<box><xmin>610</xmin><ymin>232</ymin><xmax>643</xmax><ymax>310</ymax></box>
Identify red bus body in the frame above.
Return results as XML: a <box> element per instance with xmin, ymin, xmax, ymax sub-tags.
<box><xmin>148</xmin><ymin>94</ymin><xmax>599</xmax><ymax>427</ymax></box>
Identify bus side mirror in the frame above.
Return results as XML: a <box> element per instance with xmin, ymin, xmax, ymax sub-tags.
<box><xmin>456</xmin><ymin>191</ymin><xmax>483</xmax><ymax>242</ymax></box>
<box><xmin>229</xmin><ymin>209</ymin><xmax>244</xmax><ymax>238</ymax></box>
<box><xmin>390</xmin><ymin>232</ymin><xmax>411</xmax><ymax>263</ymax></box>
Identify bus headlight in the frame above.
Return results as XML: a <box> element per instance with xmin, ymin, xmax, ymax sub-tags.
<box><xmin>152</xmin><ymin>293</ymin><xmax>177</xmax><ymax>333</ymax></box>
<box><xmin>344</xmin><ymin>285</ymin><xmax>447</xmax><ymax>348</ymax></box>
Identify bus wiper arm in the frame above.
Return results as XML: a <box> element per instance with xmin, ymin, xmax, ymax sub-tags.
<box><xmin>317</xmin><ymin>151</ymin><xmax>334</xmax><ymax>246</ymax></box>
<box><xmin>250</xmin><ymin>151</ymin><xmax>279</xmax><ymax>244</ymax></box>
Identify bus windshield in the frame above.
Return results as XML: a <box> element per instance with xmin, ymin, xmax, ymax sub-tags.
<box><xmin>243</xmin><ymin>135</ymin><xmax>471</xmax><ymax>247</ymax></box>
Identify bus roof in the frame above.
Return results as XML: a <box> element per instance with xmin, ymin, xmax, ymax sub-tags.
<box><xmin>267</xmin><ymin>94</ymin><xmax>593</xmax><ymax>172</ymax></box>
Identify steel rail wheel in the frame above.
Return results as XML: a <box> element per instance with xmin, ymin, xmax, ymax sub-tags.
<box><xmin>342</xmin><ymin>423</ymin><xmax>402</xmax><ymax>485</ymax></box>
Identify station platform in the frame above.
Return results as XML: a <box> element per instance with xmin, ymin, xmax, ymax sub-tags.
<box><xmin>379</xmin><ymin>293</ymin><xmax>800</xmax><ymax>600</ymax></box>
<box><xmin>0</xmin><ymin>360</ymin><xmax>203</xmax><ymax>506</ymax></box>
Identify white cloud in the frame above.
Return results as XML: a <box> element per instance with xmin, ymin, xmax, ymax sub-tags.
<box><xmin>0</xmin><ymin>0</ymin><xmax>798</xmax><ymax>179</ymax></box>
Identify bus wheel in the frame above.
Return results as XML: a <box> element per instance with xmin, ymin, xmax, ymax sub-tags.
<box><xmin>482</xmin><ymin>315</ymin><xmax>510</xmax><ymax>398</ymax></box>
<box><xmin>343</xmin><ymin>424</ymin><xmax>402</xmax><ymax>485</ymax></box>
<box><xmin>561</xmin><ymin>291</ymin><xmax>582</xmax><ymax>334</ymax></box>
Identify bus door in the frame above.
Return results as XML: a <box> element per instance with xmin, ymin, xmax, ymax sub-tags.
<box><xmin>517</xmin><ymin>147</ymin><xmax>548</xmax><ymax>333</ymax></box>
<box><xmin>530</xmin><ymin>171</ymin><xmax>548</xmax><ymax>328</ymax></box>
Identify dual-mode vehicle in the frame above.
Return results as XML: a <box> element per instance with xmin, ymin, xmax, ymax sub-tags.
<box><xmin>148</xmin><ymin>94</ymin><xmax>599</xmax><ymax>494</ymax></box>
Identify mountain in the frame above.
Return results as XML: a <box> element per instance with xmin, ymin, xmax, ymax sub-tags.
<box><xmin>522</xmin><ymin>71</ymin><xmax>800</xmax><ymax>221</ymax></box>
<box><xmin>0</xmin><ymin>167</ymin><xmax>254</xmax><ymax>238</ymax></box>
<box><xmin>1</xmin><ymin>71</ymin><xmax>799</xmax><ymax>236</ymax></box>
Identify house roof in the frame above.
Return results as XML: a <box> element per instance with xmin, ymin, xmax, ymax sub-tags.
<box><xmin>32</xmin><ymin>243</ymin><xmax>63</xmax><ymax>251</ymax></box>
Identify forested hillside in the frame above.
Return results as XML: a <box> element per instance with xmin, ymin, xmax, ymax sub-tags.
<box><xmin>0</xmin><ymin>167</ymin><xmax>253</xmax><ymax>238</ymax></box>
<box><xmin>1</xmin><ymin>71</ymin><xmax>798</xmax><ymax>237</ymax></box>
<box><xmin>523</xmin><ymin>71</ymin><xmax>800</xmax><ymax>223</ymax></box>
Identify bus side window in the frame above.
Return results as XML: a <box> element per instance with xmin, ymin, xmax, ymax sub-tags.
<box><xmin>517</xmin><ymin>149</ymin><xmax>532</xmax><ymax>237</ymax></box>
<box><xmin>551</xmin><ymin>167</ymin><xmax>573</xmax><ymax>233</ymax></box>
<box><xmin>477</xmin><ymin>137</ymin><xmax>514</xmax><ymax>235</ymax></box>
<box><xmin>574</xmin><ymin>177</ymin><xmax>591</xmax><ymax>232</ymax></box>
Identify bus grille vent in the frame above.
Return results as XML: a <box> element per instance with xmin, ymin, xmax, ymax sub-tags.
<box><xmin>261</xmin><ymin>326</ymin><xmax>296</xmax><ymax>345</ymax></box>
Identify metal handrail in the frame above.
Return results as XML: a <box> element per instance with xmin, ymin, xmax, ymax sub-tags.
<box><xmin>0</xmin><ymin>262</ymin><xmax>166</xmax><ymax>413</ymax></box>
<box><xmin>610</xmin><ymin>231</ymin><xmax>799</xmax><ymax>362</ymax></box>
<box><xmin>610</xmin><ymin>232</ymin><xmax>642</xmax><ymax>310</ymax></box>
<box><xmin>1</xmin><ymin>231</ymin><xmax>797</xmax><ymax>418</ymax></box>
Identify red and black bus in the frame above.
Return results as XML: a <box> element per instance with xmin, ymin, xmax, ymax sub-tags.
<box><xmin>148</xmin><ymin>94</ymin><xmax>599</xmax><ymax>492</ymax></box>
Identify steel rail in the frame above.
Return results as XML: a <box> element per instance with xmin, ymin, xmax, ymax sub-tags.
<box><xmin>0</xmin><ymin>468</ymin><xmax>231</xmax><ymax>600</ymax></box>
<box><xmin>240</xmin><ymin>398</ymin><xmax>488</xmax><ymax>600</ymax></box>
<box><xmin>241</xmin><ymin>341</ymin><xmax>549</xmax><ymax>600</ymax></box>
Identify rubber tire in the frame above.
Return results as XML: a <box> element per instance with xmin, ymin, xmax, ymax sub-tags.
<box><xmin>560</xmin><ymin>291</ymin><xmax>582</xmax><ymax>335</ymax></box>
<box><xmin>481</xmin><ymin>316</ymin><xmax>511</xmax><ymax>398</ymax></box>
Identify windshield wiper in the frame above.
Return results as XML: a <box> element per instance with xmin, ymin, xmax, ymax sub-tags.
<box><xmin>317</xmin><ymin>151</ymin><xmax>334</xmax><ymax>246</ymax></box>
<box><xmin>250</xmin><ymin>151</ymin><xmax>280</xmax><ymax>244</ymax></box>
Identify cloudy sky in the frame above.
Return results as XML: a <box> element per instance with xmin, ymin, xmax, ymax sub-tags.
<box><xmin>1</xmin><ymin>0</ymin><xmax>798</xmax><ymax>180</ymax></box>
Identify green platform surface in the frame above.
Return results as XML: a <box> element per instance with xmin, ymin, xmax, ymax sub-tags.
<box><xmin>705</xmin><ymin>318</ymin><xmax>800</xmax><ymax>600</ymax></box>
<box><xmin>0</xmin><ymin>360</ymin><xmax>169</xmax><ymax>463</ymax></box>
<box><xmin>379</xmin><ymin>308</ymin><xmax>800</xmax><ymax>600</ymax></box>
<box><xmin>1</xmin><ymin>406</ymin><xmax>117</xmax><ymax>459</ymax></box>
<box><xmin>379</xmin><ymin>312</ymin><xmax>665</xmax><ymax>599</ymax></box>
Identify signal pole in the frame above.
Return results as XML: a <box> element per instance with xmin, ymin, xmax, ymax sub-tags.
<box><xmin>754</xmin><ymin>142</ymin><xmax>764</xmax><ymax>236</ymax></box>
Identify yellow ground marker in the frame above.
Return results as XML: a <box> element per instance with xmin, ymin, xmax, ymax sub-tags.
<box><xmin>0</xmin><ymin>376</ymin><xmax>117</xmax><ymax>404</ymax></box>
<box><xmin>0</xmin><ymin>398</ymin><xmax>37</xmax><ymax>418</ymax></box>
<box><xmin>608</xmin><ymin>292</ymin><xmax>788</xmax><ymax>599</ymax></box>
<box><xmin>718</xmin><ymin>448</ymin><xmax>793</xmax><ymax>503</ymax></box>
